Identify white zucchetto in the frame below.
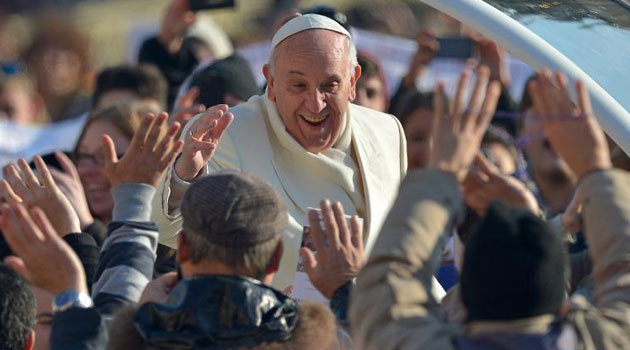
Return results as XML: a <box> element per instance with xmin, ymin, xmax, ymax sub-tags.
<box><xmin>270</xmin><ymin>14</ymin><xmax>352</xmax><ymax>50</ymax></box>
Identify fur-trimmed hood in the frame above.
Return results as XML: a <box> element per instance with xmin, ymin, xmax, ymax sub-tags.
<box><xmin>108</xmin><ymin>276</ymin><xmax>338</xmax><ymax>350</ymax></box>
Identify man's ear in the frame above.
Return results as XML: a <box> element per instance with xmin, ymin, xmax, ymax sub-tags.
<box><xmin>177</xmin><ymin>232</ymin><xmax>190</xmax><ymax>265</ymax></box>
<box><xmin>25</xmin><ymin>329</ymin><xmax>35</xmax><ymax>350</ymax></box>
<box><xmin>263</xmin><ymin>64</ymin><xmax>276</xmax><ymax>101</ymax></box>
<box><xmin>267</xmin><ymin>240</ymin><xmax>284</xmax><ymax>275</ymax></box>
<box><xmin>348</xmin><ymin>64</ymin><xmax>362</xmax><ymax>102</ymax></box>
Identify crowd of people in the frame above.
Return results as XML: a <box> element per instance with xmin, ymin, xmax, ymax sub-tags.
<box><xmin>0</xmin><ymin>1</ymin><xmax>629</xmax><ymax>350</ymax></box>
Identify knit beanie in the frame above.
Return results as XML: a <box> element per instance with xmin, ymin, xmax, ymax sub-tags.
<box><xmin>460</xmin><ymin>201</ymin><xmax>565</xmax><ymax>321</ymax></box>
<box><xmin>181</xmin><ymin>171</ymin><xmax>287</xmax><ymax>247</ymax></box>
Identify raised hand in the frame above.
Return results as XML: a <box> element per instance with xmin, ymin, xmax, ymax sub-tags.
<box><xmin>158</xmin><ymin>0</ymin><xmax>196</xmax><ymax>54</ymax></box>
<box><xmin>300</xmin><ymin>200</ymin><xmax>365</xmax><ymax>299</ymax></box>
<box><xmin>174</xmin><ymin>104</ymin><xmax>234</xmax><ymax>181</ymax></box>
<box><xmin>103</xmin><ymin>112</ymin><xmax>184</xmax><ymax>187</ymax></box>
<box><xmin>478</xmin><ymin>39</ymin><xmax>511</xmax><ymax>87</ymax></box>
<box><xmin>528</xmin><ymin>70</ymin><xmax>611</xmax><ymax>179</ymax></box>
<box><xmin>428</xmin><ymin>66</ymin><xmax>502</xmax><ymax>182</ymax></box>
<box><xmin>139</xmin><ymin>272</ymin><xmax>178</xmax><ymax>305</ymax></box>
<box><xmin>463</xmin><ymin>153</ymin><xmax>540</xmax><ymax>216</ymax></box>
<box><xmin>171</xmin><ymin>87</ymin><xmax>206</xmax><ymax>128</ymax></box>
<box><xmin>402</xmin><ymin>31</ymin><xmax>439</xmax><ymax>87</ymax></box>
<box><xmin>2</xmin><ymin>156</ymin><xmax>81</xmax><ymax>236</ymax></box>
<box><xmin>49</xmin><ymin>151</ymin><xmax>94</xmax><ymax>229</ymax></box>
<box><xmin>1</xmin><ymin>204</ymin><xmax>87</xmax><ymax>295</ymax></box>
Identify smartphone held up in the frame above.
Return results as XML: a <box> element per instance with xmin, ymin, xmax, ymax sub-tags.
<box><xmin>436</xmin><ymin>37</ymin><xmax>477</xmax><ymax>59</ymax></box>
<box><xmin>188</xmin><ymin>0</ymin><xmax>235</xmax><ymax>12</ymax></box>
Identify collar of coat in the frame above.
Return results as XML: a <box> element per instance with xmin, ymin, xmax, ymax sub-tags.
<box><xmin>466</xmin><ymin>314</ymin><xmax>556</xmax><ymax>335</ymax></box>
<box><xmin>134</xmin><ymin>275</ymin><xmax>299</xmax><ymax>349</ymax></box>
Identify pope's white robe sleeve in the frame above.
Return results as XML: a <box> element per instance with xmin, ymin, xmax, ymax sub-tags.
<box><xmin>150</xmin><ymin>113</ymin><xmax>242</xmax><ymax>248</ymax></box>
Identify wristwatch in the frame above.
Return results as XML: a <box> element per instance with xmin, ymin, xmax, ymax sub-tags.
<box><xmin>52</xmin><ymin>290</ymin><xmax>93</xmax><ymax>314</ymax></box>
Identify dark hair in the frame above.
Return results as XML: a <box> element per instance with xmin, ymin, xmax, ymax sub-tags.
<box><xmin>356</xmin><ymin>52</ymin><xmax>389</xmax><ymax>110</ymax></box>
<box><xmin>0</xmin><ymin>263</ymin><xmax>36</xmax><ymax>350</ymax></box>
<box><xmin>93</xmin><ymin>65</ymin><xmax>168</xmax><ymax>109</ymax></box>
<box><xmin>357</xmin><ymin>53</ymin><xmax>380</xmax><ymax>82</ymax></box>
<box><xmin>189</xmin><ymin>55</ymin><xmax>258</xmax><ymax>108</ymax></box>
<box><xmin>482</xmin><ymin>125</ymin><xmax>518</xmax><ymax>163</ymax></box>
<box><xmin>518</xmin><ymin>75</ymin><xmax>538</xmax><ymax>114</ymax></box>
<box><xmin>394</xmin><ymin>91</ymin><xmax>448</xmax><ymax>127</ymax></box>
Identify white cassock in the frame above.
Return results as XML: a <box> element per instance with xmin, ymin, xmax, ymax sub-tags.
<box><xmin>151</xmin><ymin>93</ymin><xmax>446</xmax><ymax>300</ymax></box>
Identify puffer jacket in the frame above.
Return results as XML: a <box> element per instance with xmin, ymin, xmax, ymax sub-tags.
<box><xmin>108</xmin><ymin>275</ymin><xmax>339</xmax><ymax>350</ymax></box>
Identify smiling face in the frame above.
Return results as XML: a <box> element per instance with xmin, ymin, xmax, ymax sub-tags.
<box><xmin>264</xmin><ymin>30</ymin><xmax>361</xmax><ymax>153</ymax></box>
<box><xmin>76</xmin><ymin>120</ymin><xmax>131</xmax><ymax>221</ymax></box>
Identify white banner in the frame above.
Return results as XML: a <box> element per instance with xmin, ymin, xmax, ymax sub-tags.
<box><xmin>0</xmin><ymin>114</ymin><xmax>87</xmax><ymax>168</ymax></box>
<box><xmin>237</xmin><ymin>27</ymin><xmax>534</xmax><ymax>102</ymax></box>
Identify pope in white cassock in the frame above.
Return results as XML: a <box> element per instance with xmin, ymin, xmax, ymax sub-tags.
<box><xmin>152</xmin><ymin>14</ymin><xmax>445</xmax><ymax>299</ymax></box>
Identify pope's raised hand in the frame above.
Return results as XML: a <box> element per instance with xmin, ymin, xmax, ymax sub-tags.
<box><xmin>174</xmin><ymin>104</ymin><xmax>234</xmax><ymax>181</ymax></box>
<box><xmin>103</xmin><ymin>112</ymin><xmax>184</xmax><ymax>187</ymax></box>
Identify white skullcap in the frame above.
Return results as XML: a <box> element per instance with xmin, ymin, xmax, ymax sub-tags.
<box><xmin>271</xmin><ymin>14</ymin><xmax>351</xmax><ymax>50</ymax></box>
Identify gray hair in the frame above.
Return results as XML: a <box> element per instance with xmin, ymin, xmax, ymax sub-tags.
<box><xmin>268</xmin><ymin>35</ymin><xmax>359</xmax><ymax>77</ymax></box>
<box><xmin>182</xmin><ymin>229</ymin><xmax>282</xmax><ymax>280</ymax></box>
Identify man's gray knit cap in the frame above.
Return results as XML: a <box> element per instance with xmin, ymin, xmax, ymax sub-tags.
<box><xmin>181</xmin><ymin>170</ymin><xmax>288</xmax><ymax>247</ymax></box>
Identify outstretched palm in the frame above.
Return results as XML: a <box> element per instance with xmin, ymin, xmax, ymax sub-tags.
<box><xmin>103</xmin><ymin>112</ymin><xmax>184</xmax><ymax>187</ymax></box>
<box><xmin>175</xmin><ymin>104</ymin><xmax>235</xmax><ymax>181</ymax></box>
<box><xmin>1</xmin><ymin>156</ymin><xmax>81</xmax><ymax>236</ymax></box>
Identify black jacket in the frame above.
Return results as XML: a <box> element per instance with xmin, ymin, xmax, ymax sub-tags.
<box><xmin>51</xmin><ymin>307</ymin><xmax>108</xmax><ymax>350</ymax></box>
<box><xmin>138</xmin><ymin>36</ymin><xmax>199</xmax><ymax>110</ymax></box>
<box><xmin>0</xmin><ymin>232</ymin><xmax>99</xmax><ymax>291</ymax></box>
